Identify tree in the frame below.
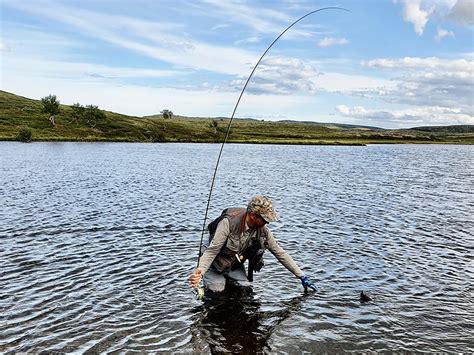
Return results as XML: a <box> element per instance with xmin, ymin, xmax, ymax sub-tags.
<box><xmin>66</xmin><ymin>102</ymin><xmax>106</xmax><ymax>127</ymax></box>
<box><xmin>160</xmin><ymin>109</ymin><xmax>173</xmax><ymax>119</ymax></box>
<box><xmin>41</xmin><ymin>94</ymin><xmax>60</xmax><ymax>126</ymax></box>
<box><xmin>83</xmin><ymin>105</ymin><xmax>106</xmax><ymax>128</ymax></box>
<box><xmin>70</xmin><ymin>103</ymin><xmax>85</xmax><ymax>125</ymax></box>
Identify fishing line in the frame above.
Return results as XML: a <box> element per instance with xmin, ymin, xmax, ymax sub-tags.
<box><xmin>195</xmin><ymin>7</ymin><xmax>349</xmax><ymax>272</ymax></box>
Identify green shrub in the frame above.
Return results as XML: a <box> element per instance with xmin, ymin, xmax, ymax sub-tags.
<box><xmin>144</xmin><ymin>124</ymin><xmax>167</xmax><ymax>142</ymax></box>
<box><xmin>16</xmin><ymin>126</ymin><xmax>32</xmax><ymax>142</ymax></box>
<box><xmin>70</xmin><ymin>102</ymin><xmax>85</xmax><ymax>124</ymax></box>
<box><xmin>84</xmin><ymin>105</ymin><xmax>106</xmax><ymax>127</ymax></box>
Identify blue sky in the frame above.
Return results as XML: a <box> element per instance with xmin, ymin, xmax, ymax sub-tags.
<box><xmin>1</xmin><ymin>0</ymin><xmax>473</xmax><ymax>128</ymax></box>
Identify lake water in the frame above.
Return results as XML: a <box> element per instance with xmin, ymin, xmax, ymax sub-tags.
<box><xmin>1</xmin><ymin>142</ymin><xmax>473</xmax><ymax>353</ymax></box>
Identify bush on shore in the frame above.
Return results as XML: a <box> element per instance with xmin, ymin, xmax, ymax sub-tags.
<box><xmin>16</xmin><ymin>126</ymin><xmax>32</xmax><ymax>143</ymax></box>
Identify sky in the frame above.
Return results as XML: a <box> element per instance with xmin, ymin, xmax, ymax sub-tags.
<box><xmin>1</xmin><ymin>0</ymin><xmax>473</xmax><ymax>128</ymax></box>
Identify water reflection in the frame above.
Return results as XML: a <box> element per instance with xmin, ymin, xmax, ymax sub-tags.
<box><xmin>191</xmin><ymin>284</ymin><xmax>309</xmax><ymax>353</ymax></box>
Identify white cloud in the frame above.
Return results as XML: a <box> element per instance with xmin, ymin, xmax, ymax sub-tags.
<box><xmin>201</xmin><ymin>0</ymin><xmax>291</xmax><ymax>34</ymax></box>
<box><xmin>317</xmin><ymin>37</ymin><xmax>349</xmax><ymax>47</ymax></box>
<box><xmin>211</xmin><ymin>24</ymin><xmax>230</xmax><ymax>31</ymax></box>
<box><xmin>225</xmin><ymin>56</ymin><xmax>392</xmax><ymax>95</ymax></box>
<box><xmin>400</xmin><ymin>0</ymin><xmax>433</xmax><ymax>35</ymax></box>
<box><xmin>106</xmin><ymin>36</ymin><xmax>257</xmax><ymax>75</ymax></box>
<box><xmin>3</xmin><ymin>56</ymin><xmax>185</xmax><ymax>80</ymax></box>
<box><xmin>229</xmin><ymin>56</ymin><xmax>321</xmax><ymax>95</ymax></box>
<box><xmin>234</xmin><ymin>36</ymin><xmax>261</xmax><ymax>46</ymax></box>
<box><xmin>4</xmin><ymin>1</ymin><xmax>259</xmax><ymax>76</ymax></box>
<box><xmin>397</xmin><ymin>0</ymin><xmax>472</xmax><ymax>35</ymax></box>
<box><xmin>314</xmin><ymin>72</ymin><xmax>394</xmax><ymax>93</ymax></box>
<box><xmin>193</xmin><ymin>0</ymin><xmax>321</xmax><ymax>40</ymax></box>
<box><xmin>363</xmin><ymin>58</ymin><xmax>473</xmax><ymax>110</ymax></box>
<box><xmin>352</xmin><ymin>56</ymin><xmax>474</xmax><ymax>126</ymax></box>
<box><xmin>336</xmin><ymin>104</ymin><xmax>473</xmax><ymax>126</ymax></box>
<box><xmin>448</xmin><ymin>0</ymin><xmax>474</xmax><ymax>25</ymax></box>
<box><xmin>434</xmin><ymin>27</ymin><xmax>455</xmax><ymax>41</ymax></box>
<box><xmin>364</xmin><ymin>57</ymin><xmax>472</xmax><ymax>71</ymax></box>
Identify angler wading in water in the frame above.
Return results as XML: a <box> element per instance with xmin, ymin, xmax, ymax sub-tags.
<box><xmin>189</xmin><ymin>195</ymin><xmax>316</xmax><ymax>295</ymax></box>
<box><xmin>190</xmin><ymin>7</ymin><xmax>347</xmax><ymax>300</ymax></box>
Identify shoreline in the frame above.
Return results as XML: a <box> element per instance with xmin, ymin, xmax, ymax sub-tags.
<box><xmin>1</xmin><ymin>137</ymin><xmax>473</xmax><ymax>145</ymax></box>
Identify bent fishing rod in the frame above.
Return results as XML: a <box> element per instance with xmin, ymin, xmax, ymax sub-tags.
<box><xmin>195</xmin><ymin>6</ymin><xmax>349</xmax><ymax>280</ymax></box>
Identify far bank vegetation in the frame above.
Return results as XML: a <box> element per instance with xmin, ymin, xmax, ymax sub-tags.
<box><xmin>1</xmin><ymin>90</ymin><xmax>473</xmax><ymax>144</ymax></box>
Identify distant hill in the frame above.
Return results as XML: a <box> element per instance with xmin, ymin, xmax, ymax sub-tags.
<box><xmin>409</xmin><ymin>125</ymin><xmax>474</xmax><ymax>133</ymax></box>
<box><xmin>275</xmin><ymin>120</ymin><xmax>382</xmax><ymax>130</ymax></box>
<box><xmin>0</xmin><ymin>90</ymin><xmax>473</xmax><ymax>144</ymax></box>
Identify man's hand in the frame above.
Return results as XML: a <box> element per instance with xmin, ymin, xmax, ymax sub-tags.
<box><xmin>190</xmin><ymin>267</ymin><xmax>204</xmax><ymax>288</ymax></box>
<box><xmin>300</xmin><ymin>275</ymin><xmax>316</xmax><ymax>292</ymax></box>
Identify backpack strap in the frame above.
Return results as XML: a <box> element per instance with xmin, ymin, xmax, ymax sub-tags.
<box><xmin>207</xmin><ymin>208</ymin><xmax>229</xmax><ymax>242</ymax></box>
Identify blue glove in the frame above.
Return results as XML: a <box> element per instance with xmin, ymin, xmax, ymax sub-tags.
<box><xmin>300</xmin><ymin>275</ymin><xmax>316</xmax><ymax>292</ymax></box>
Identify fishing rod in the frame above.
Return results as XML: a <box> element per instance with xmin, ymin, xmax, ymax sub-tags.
<box><xmin>194</xmin><ymin>7</ymin><xmax>349</xmax><ymax>299</ymax></box>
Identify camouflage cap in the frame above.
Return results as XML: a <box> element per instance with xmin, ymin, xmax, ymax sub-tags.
<box><xmin>247</xmin><ymin>195</ymin><xmax>279</xmax><ymax>223</ymax></box>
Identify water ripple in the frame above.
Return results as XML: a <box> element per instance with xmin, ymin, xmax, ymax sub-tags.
<box><xmin>0</xmin><ymin>143</ymin><xmax>473</xmax><ymax>352</ymax></box>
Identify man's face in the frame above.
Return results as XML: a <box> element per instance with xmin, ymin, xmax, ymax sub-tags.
<box><xmin>248</xmin><ymin>211</ymin><xmax>268</xmax><ymax>229</ymax></box>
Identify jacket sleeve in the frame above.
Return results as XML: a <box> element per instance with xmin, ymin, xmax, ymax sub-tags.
<box><xmin>198</xmin><ymin>218</ymin><xmax>230</xmax><ymax>274</ymax></box>
<box><xmin>266</xmin><ymin>229</ymin><xmax>304</xmax><ymax>278</ymax></box>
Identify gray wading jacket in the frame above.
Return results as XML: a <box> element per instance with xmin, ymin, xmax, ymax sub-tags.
<box><xmin>198</xmin><ymin>207</ymin><xmax>304</xmax><ymax>278</ymax></box>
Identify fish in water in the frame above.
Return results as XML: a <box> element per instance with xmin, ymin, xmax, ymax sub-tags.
<box><xmin>360</xmin><ymin>291</ymin><xmax>371</xmax><ymax>303</ymax></box>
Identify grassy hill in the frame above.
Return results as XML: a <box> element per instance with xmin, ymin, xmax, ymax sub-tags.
<box><xmin>1</xmin><ymin>90</ymin><xmax>473</xmax><ymax>144</ymax></box>
<box><xmin>409</xmin><ymin>125</ymin><xmax>474</xmax><ymax>133</ymax></box>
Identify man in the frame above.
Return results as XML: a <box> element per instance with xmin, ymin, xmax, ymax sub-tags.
<box><xmin>190</xmin><ymin>195</ymin><xmax>316</xmax><ymax>294</ymax></box>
